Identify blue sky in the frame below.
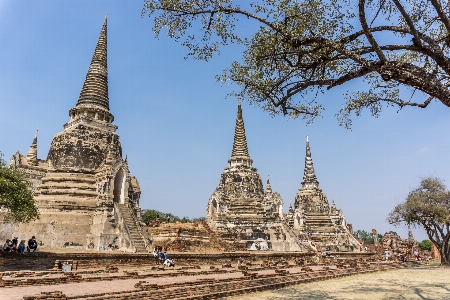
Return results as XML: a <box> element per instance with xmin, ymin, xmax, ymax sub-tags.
<box><xmin>1</xmin><ymin>0</ymin><xmax>449</xmax><ymax>241</ymax></box>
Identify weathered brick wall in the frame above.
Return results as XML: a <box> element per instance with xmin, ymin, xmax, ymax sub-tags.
<box><xmin>0</xmin><ymin>251</ymin><xmax>372</xmax><ymax>271</ymax></box>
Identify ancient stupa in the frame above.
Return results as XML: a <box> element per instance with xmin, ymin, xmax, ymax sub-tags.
<box><xmin>285</xmin><ymin>136</ymin><xmax>361</xmax><ymax>252</ymax></box>
<box><xmin>1</xmin><ymin>17</ymin><xmax>148</xmax><ymax>252</ymax></box>
<box><xmin>206</xmin><ymin>102</ymin><xmax>309</xmax><ymax>251</ymax></box>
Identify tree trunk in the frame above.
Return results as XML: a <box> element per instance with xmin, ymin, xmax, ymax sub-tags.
<box><xmin>440</xmin><ymin>244</ymin><xmax>449</xmax><ymax>266</ymax></box>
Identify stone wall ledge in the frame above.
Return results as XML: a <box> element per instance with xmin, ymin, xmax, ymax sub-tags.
<box><xmin>42</xmin><ymin>177</ymin><xmax>96</xmax><ymax>183</ymax></box>
<box><xmin>39</xmin><ymin>190</ymin><xmax>97</xmax><ymax>196</ymax></box>
<box><xmin>0</xmin><ymin>251</ymin><xmax>374</xmax><ymax>272</ymax></box>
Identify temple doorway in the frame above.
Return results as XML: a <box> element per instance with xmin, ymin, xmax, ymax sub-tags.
<box><xmin>113</xmin><ymin>168</ymin><xmax>125</xmax><ymax>204</ymax></box>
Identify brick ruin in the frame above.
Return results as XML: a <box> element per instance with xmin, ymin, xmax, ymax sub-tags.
<box><xmin>206</xmin><ymin>103</ymin><xmax>360</xmax><ymax>252</ymax></box>
<box><xmin>0</xmin><ymin>17</ymin><xmax>147</xmax><ymax>253</ymax></box>
<box><xmin>0</xmin><ymin>250</ymin><xmax>420</xmax><ymax>300</ymax></box>
<box><xmin>379</xmin><ymin>227</ymin><xmax>432</xmax><ymax>260</ymax></box>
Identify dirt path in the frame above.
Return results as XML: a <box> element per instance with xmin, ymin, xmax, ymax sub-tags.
<box><xmin>223</xmin><ymin>267</ymin><xmax>450</xmax><ymax>300</ymax></box>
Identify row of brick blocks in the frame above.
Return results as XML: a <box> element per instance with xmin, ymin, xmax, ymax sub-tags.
<box><xmin>1</xmin><ymin>258</ymin><xmax>382</xmax><ymax>288</ymax></box>
<box><xmin>1</xmin><ymin>259</ymin><xmax>398</xmax><ymax>288</ymax></box>
<box><xmin>21</xmin><ymin>263</ymin><xmax>406</xmax><ymax>300</ymax></box>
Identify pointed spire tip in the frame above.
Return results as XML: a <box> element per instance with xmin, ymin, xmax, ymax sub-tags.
<box><xmin>76</xmin><ymin>16</ymin><xmax>109</xmax><ymax>110</ymax></box>
<box><xmin>230</xmin><ymin>101</ymin><xmax>250</xmax><ymax>158</ymax></box>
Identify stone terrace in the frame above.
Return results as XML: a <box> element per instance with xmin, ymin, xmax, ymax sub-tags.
<box><xmin>0</xmin><ymin>251</ymin><xmax>423</xmax><ymax>300</ymax></box>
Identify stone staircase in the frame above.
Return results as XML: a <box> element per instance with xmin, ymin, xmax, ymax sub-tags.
<box><xmin>305</xmin><ymin>213</ymin><xmax>335</xmax><ymax>232</ymax></box>
<box><xmin>282</xmin><ymin>221</ymin><xmax>316</xmax><ymax>253</ymax></box>
<box><xmin>116</xmin><ymin>204</ymin><xmax>148</xmax><ymax>253</ymax></box>
<box><xmin>228</xmin><ymin>200</ymin><xmax>265</xmax><ymax>217</ymax></box>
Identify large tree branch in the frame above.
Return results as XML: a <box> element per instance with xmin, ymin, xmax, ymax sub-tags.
<box><xmin>359</xmin><ymin>0</ymin><xmax>387</xmax><ymax>61</ymax></box>
<box><xmin>392</xmin><ymin>0</ymin><xmax>423</xmax><ymax>47</ymax></box>
<box><xmin>430</xmin><ymin>0</ymin><xmax>450</xmax><ymax>33</ymax></box>
<box><xmin>159</xmin><ymin>4</ymin><xmax>285</xmax><ymax>36</ymax></box>
<box><xmin>375</xmin><ymin>61</ymin><xmax>450</xmax><ymax>106</ymax></box>
<box><xmin>327</xmin><ymin>66</ymin><xmax>374</xmax><ymax>89</ymax></box>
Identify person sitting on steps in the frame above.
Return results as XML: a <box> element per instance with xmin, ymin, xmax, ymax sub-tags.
<box><xmin>18</xmin><ymin>240</ymin><xmax>26</xmax><ymax>255</ymax></box>
<box><xmin>10</xmin><ymin>237</ymin><xmax>18</xmax><ymax>252</ymax></box>
<box><xmin>163</xmin><ymin>258</ymin><xmax>175</xmax><ymax>267</ymax></box>
<box><xmin>3</xmin><ymin>239</ymin><xmax>11</xmax><ymax>252</ymax></box>
<box><xmin>27</xmin><ymin>236</ymin><xmax>38</xmax><ymax>252</ymax></box>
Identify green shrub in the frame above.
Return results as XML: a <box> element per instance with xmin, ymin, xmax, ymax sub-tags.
<box><xmin>418</xmin><ymin>240</ymin><xmax>432</xmax><ymax>251</ymax></box>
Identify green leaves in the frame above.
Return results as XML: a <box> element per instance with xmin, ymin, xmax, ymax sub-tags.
<box><xmin>144</xmin><ymin>0</ymin><xmax>450</xmax><ymax>128</ymax></box>
<box><xmin>418</xmin><ymin>239</ymin><xmax>432</xmax><ymax>250</ymax></box>
<box><xmin>0</xmin><ymin>152</ymin><xmax>39</xmax><ymax>223</ymax></box>
<box><xmin>353</xmin><ymin>229</ymin><xmax>375</xmax><ymax>244</ymax></box>
<box><xmin>387</xmin><ymin>177</ymin><xmax>450</xmax><ymax>264</ymax></box>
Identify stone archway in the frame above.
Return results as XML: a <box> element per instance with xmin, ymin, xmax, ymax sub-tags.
<box><xmin>113</xmin><ymin>168</ymin><xmax>125</xmax><ymax>204</ymax></box>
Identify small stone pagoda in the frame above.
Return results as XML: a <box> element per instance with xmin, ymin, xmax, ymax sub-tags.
<box><xmin>2</xmin><ymin>17</ymin><xmax>148</xmax><ymax>252</ymax></box>
<box><xmin>285</xmin><ymin>136</ymin><xmax>361</xmax><ymax>252</ymax></box>
<box><xmin>206</xmin><ymin>102</ymin><xmax>309</xmax><ymax>251</ymax></box>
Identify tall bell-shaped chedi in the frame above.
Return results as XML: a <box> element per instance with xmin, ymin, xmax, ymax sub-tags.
<box><xmin>206</xmin><ymin>102</ymin><xmax>304</xmax><ymax>251</ymax></box>
<box><xmin>7</xmin><ymin>17</ymin><xmax>148</xmax><ymax>252</ymax></box>
<box><xmin>288</xmin><ymin>136</ymin><xmax>360</xmax><ymax>252</ymax></box>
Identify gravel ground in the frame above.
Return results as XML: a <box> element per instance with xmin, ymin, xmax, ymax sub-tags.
<box><xmin>223</xmin><ymin>267</ymin><xmax>450</xmax><ymax>300</ymax></box>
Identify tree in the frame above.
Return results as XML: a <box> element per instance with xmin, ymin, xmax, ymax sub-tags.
<box><xmin>388</xmin><ymin>177</ymin><xmax>450</xmax><ymax>265</ymax></box>
<box><xmin>180</xmin><ymin>216</ymin><xmax>191</xmax><ymax>223</ymax></box>
<box><xmin>0</xmin><ymin>152</ymin><xmax>39</xmax><ymax>223</ymax></box>
<box><xmin>377</xmin><ymin>233</ymin><xmax>383</xmax><ymax>244</ymax></box>
<box><xmin>418</xmin><ymin>239</ymin><xmax>432</xmax><ymax>251</ymax></box>
<box><xmin>142</xmin><ymin>209</ymin><xmax>168</xmax><ymax>224</ymax></box>
<box><xmin>143</xmin><ymin>0</ymin><xmax>450</xmax><ymax>128</ymax></box>
<box><xmin>354</xmin><ymin>229</ymin><xmax>374</xmax><ymax>244</ymax></box>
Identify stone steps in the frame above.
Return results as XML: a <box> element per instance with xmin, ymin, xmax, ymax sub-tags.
<box><xmin>116</xmin><ymin>204</ymin><xmax>148</xmax><ymax>253</ymax></box>
<box><xmin>26</xmin><ymin>263</ymin><xmax>406</xmax><ymax>300</ymax></box>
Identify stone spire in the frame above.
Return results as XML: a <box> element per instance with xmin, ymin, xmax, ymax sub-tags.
<box><xmin>228</xmin><ymin>101</ymin><xmax>253</xmax><ymax>167</ymax></box>
<box><xmin>301</xmin><ymin>135</ymin><xmax>319</xmax><ymax>188</ymax></box>
<box><xmin>27</xmin><ymin>130</ymin><xmax>38</xmax><ymax>166</ymax></box>
<box><xmin>289</xmin><ymin>203</ymin><xmax>294</xmax><ymax>213</ymax></box>
<box><xmin>66</xmin><ymin>16</ymin><xmax>116</xmax><ymax>131</ymax></box>
<box><xmin>266</xmin><ymin>176</ymin><xmax>272</xmax><ymax>194</ymax></box>
<box><xmin>76</xmin><ymin>15</ymin><xmax>109</xmax><ymax>110</ymax></box>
